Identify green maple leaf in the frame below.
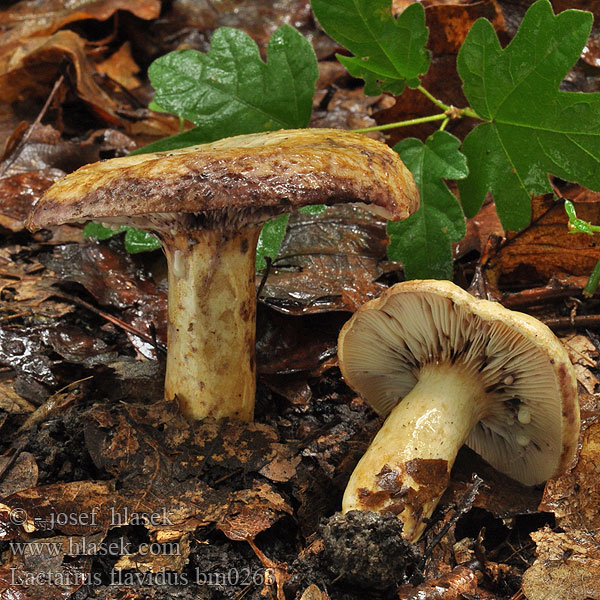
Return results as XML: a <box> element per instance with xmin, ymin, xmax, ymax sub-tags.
<box><xmin>387</xmin><ymin>131</ymin><xmax>467</xmax><ymax>279</ymax></box>
<box><xmin>457</xmin><ymin>0</ymin><xmax>600</xmax><ymax>232</ymax></box>
<box><xmin>146</xmin><ymin>24</ymin><xmax>318</xmax><ymax>148</ymax></box>
<box><xmin>83</xmin><ymin>223</ymin><xmax>161</xmax><ymax>253</ymax></box>
<box><xmin>93</xmin><ymin>25</ymin><xmax>319</xmax><ymax>259</ymax></box>
<box><xmin>310</xmin><ymin>0</ymin><xmax>430</xmax><ymax>95</ymax></box>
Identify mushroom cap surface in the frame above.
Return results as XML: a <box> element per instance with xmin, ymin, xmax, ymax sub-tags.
<box><xmin>27</xmin><ymin>128</ymin><xmax>419</xmax><ymax>231</ymax></box>
<box><xmin>338</xmin><ymin>280</ymin><xmax>580</xmax><ymax>486</ymax></box>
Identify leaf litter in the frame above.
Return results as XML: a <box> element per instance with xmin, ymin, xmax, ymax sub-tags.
<box><xmin>0</xmin><ymin>1</ymin><xmax>600</xmax><ymax>599</ymax></box>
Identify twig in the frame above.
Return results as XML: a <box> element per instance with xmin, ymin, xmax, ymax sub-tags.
<box><xmin>0</xmin><ymin>440</ymin><xmax>27</xmax><ymax>484</ymax></box>
<box><xmin>256</xmin><ymin>256</ymin><xmax>272</xmax><ymax>300</ymax></box>
<box><xmin>17</xmin><ymin>376</ymin><xmax>92</xmax><ymax>434</ymax></box>
<box><xmin>420</xmin><ymin>474</ymin><xmax>484</xmax><ymax>569</ymax></box>
<box><xmin>542</xmin><ymin>314</ymin><xmax>600</xmax><ymax>330</ymax></box>
<box><xmin>53</xmin><ymin>291</ymin><xmax>167</xmax><ymax>354</ymax></box>
<box><xmin>0</xmin><ymin>74</ymin><xmax>64</xmax><ymax>177</ymax></box>
<box><xmin>502</xmin><ymin>286</ymin><xmax>585</xmax><ymax>309</ymax></box>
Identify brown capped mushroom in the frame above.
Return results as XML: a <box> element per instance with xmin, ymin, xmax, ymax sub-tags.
<box><xmin>27</xmin><ymin>128</ymin><xmax>419</xmax><ymax>421</ymax></box>
<box><xmin>338</xmin><ymin>280</ymin><xmax>579</xmax><ymax>542</ymax></box>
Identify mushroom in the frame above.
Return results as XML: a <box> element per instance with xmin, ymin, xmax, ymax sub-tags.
<box><xmin>337</xmin><ymin>279</ymin><xmax>579</xmax><ymax>542</ymax></box>
<box><xmin>27</xmin><ymin>128</ymin><xmax>419</xmax><ymax>421</ymax></box>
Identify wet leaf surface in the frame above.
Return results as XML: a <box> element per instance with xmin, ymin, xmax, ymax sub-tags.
<box><xmin>0</xmin><ymin>170</ymin><xmax>63</xmax><ymax>232</ymax></box>
<box><xmin>260</xmin><ymin>205</ymin><xmax>393</xmax><ymax>314</ymax></box>
<box><xmin>488</xmin><ymin>192</ymin><xmax>600</xmax><ymax>286</ymax></box>
<box><xmin>0</xmin><ymin>0</ymin><xmax>161</xmax><ymax>51</ymax></box>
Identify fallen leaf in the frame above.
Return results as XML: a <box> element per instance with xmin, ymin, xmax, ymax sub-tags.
<box><xmin>426</xmin><ymin>0</ymin><xmax>506</xmax><ymax>55</ymax></box>
<box><xmin>1</xmin><ymin>124</ymin><xmax>136</xmax><ymax>177</ymax></box>
<box><xmin>217</xmin><ymin>482</ymin><xmax>292</xmax><ymax>541</ymax></box>
<box><xmin>95</xmin><ymin>42</ymin><xmax>141</xmax><ymax>90</ymax></box>
<box><xmin>0</xmin><ymin>327</ymin><xmax>57</xmax><ymax>386</ymax></box>
<box><xmin>114</xmin><ymin>533</ymin><xmax>191</xmax><ymax>573</ymax></box>
<box><xmin>261</xmin><ymin>205</ymin><xmax>391</xmax><ymax>315</ymax></box>
<box><xmin>522</xmin><ymin>526</ymin><xmax>600</xmax><ymax>600</ymax></box>
<box><xmin>41</xmin><ymin>242</ymin><xmax>167</xmax><ymax>356</ymax></box>
<box><xmin>0</xmin><ymin>453</ymin><xmax>38</xmax><ymax>498</ymax></box>
<box><xmin>300</xmin><ymin>584</ymin><xmax>330</xmax><ymax>600</ymax></box>
<box><xmin>311</xmin><ymin>88</ymin><xmax>392</xmax><ymax>135</ymax></box>
<box><xmin>540</xmin><ymin>423</ymin><xmax>600</xmax><ymax>539</ymax></box>
<box><xmin>453</xmin><ymin>199</ymin><xmax>504</xmax><ymax>261</ymax></box>
<box><xmin>256</xmin><ymin>309</ymin><xmax>343</xmax><ymax>376</ymax></box>
<box><xmin>0</xmin><ymin>0</ymin><xmax>161</xmax><ymax>53</ymax></box>
<box><xmin>83</xmin><ymin>402</ymin><xmax>291</xmax><ymax>485</ymax></box>
<box><xmin>0</xmin><ymin>557</ymin><xmax>92</xmax><ymax>600</ymax></box>
<box><xmin>259</xmin><ymin>444</ymin><xmax>301</xmax><ymax>483</ymax></box>
<box><xmin>488</xmin><ymin>193</ymin><xmax>600</xmax><ymax>286</ymax></box>
<box><xmin>0</xmin><ymin>31</ymin><xmax>120</xmax><ymax>123</ymax></box>
<box><xmin>0</xmin><ymin>248</ymin><xmax>72</xmax><ymax>319</ymax></box>
<box><xmin>0</xmin><ymin>170</ymin><xmax>63</xmax><ymax>232</ymax></box>
<box><xmin>397</xmin><ymin>566</ymin><xmax>479</xmax><ymax>600</ymax></box>
<box><xmin>562</xmin><ymin>333</ymin><xmax>599</xmax><ymax>395</ymax></box>
<box><xmin>0</xmin><ymin>381</ymin><xmax>36</xmax><ymax>416</ymax></box>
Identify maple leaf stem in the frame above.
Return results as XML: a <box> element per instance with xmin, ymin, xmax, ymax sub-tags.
<box><xmin>352</xmin><ymin>113</ymin><xmax>447</xmax><ymax>134</ymax></box>
<box><xmin>584</xmin><ymin>259</ymin><xmax>600</xmax><ymax>297</ymax></box>
<box><xmin>417</xmin><ymin>85</ymin><xmax>450</xmax><ymax>111</ymax></box>
<box><xmin>460</xmin><ymin>107</ymin><xmax>480</xmax><ymax>119</ymax></box>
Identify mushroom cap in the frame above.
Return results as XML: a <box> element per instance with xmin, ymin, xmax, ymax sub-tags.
<box><xmin>338</xmin><ymin>280</ymin><xmax>580</xmax><ymax>486</ymax></box>
<box><xmin>26</xmin><ymin>128</ymin><xmax>419</xmax><ymax>231</ymax></box>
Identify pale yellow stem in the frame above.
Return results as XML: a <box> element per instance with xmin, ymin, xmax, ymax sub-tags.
<box><xmin>163</xmin><ymin>227</ymin><xmax>260</xmax><ymax>421</ymax></box>
<box><xmin>342</xmin><ymin>364</ymin><xmax>487</xmax><ymax>542</ymax></box>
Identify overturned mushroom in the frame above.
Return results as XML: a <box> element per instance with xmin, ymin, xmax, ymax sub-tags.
<box><xmin>338</xmin><ymin>280</ymin><xmax>579</xmax><ymax>542</ymax></box>
<box><xmin>27</xmin><ymin>129</ymin><xmax>419</xmax><ymax>421</ymax></box>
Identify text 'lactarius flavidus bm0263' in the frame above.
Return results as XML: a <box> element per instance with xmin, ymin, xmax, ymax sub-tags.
<box><xmin>338</xmin><ymin>280</ymin><xmax>580</xmax><ymax>542</ymax></box>
<box><xmin>27</xmin><ymin>128</ymin><xmax>419</xmax><ymax>421</ymax></box>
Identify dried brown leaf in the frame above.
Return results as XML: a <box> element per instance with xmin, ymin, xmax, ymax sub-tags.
<box><xmin>300</xmin><ymin>584</ymin><xmax>331</xmax><ymax>600</ymax></box>
<box><xmin>562</xmin><ymin>333</ymin><xmax>599</xmax><ymax>395</ymax></box>
<box><xmin>218</xmin><ymin>482</ymin><xmax>292</xmax><ymax>541</ymax></box>
<box><xmin>261</xmin><ymin>205</ymin><xmax>391</xmax><ymax>315</ymax></box>
<box><xmin>0</xmin><ymin>557</ymin><xmax>92</xmax><ymax>600</ymax></box>
<box><xmin>397</xmin><ymin>566</ymin><xmax>479</xmax><ymax>599</ymax></box>
<box><xmin>95</xmin><ymin>42</ymin><xmax>141</xmax><ymax>90</ymax></box>
<box><xmin>0</xmin><ymin>452</ymin><xmax>38</xmax><ymax>498</ymax></box>
<box><xmin>0</xmin><ymin>381</ymin><xmax>36</xmax><ymax>416</ymax></box>
<box><xmin>0</xmin><ymin>31</ymin><xmax>119</xmax><ymax>122</ymax></box>
<box><xmin>41</xmin><ymin>242</ymin><xmax>167</xmax><ymax>356</ymax></box>
<box><xmin>522</xmin><ymin>526</ymin><xmax>600</xmax><ymax>600</ymax></box>
<box><xmin>488</xmin><ymin>193</ymin><xmax>600</xmax><ymax>286</ymax></box>
<box><xmin>114</xmin><ymin>533</ymin><xmax>191</xmax><ymax>573</ymax></box>
<box><xmin>540</xmin><ymin>423</ymin><xmax>600</xmax><ymax>539</ymax></box>
<box><xmin>0</xmin><ymin>0</ymin><xmax>161</xmax><ymax>53</ymax></box>
<box><xmin>0</xmin><ymin>170</ymin><xmax>63</xmax><ymax>232</ymax></box>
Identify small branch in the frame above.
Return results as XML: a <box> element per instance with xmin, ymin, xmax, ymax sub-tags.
<box><xmin>417</xmin><ymin>85</ymin><xmax>450</xmax><ymax>111</ymax></box>
<box><xmin>542</xmin><ymin>314</ymin><xmax>600</xmax><ymax>330</ymax></box>
<box><xmin>54</xmin><ymin>291</ymin><xmax>167</xmax><ymax>354</ymax></box>
<box><xmin>352</xmin><ymin>99</ymin><xmax>480</xmax><ymax>135</ymax></box>
<box><xmin>421</xmin><ymin>474</ymin><xmax>484</xmax><ymax>569</ymax></box>
<box><xmin>501</xmin><ymin>285</ymin><xmax>585</xmax><ymax>309</ymax></box>
<box><xmin>461</xmin><ymin>106</ymin><xmax>480</xmax><ymax>119</ymax></box>
<box><xmin>352</xmin><ymin>112</ymin><xmax>447</xmax><ymax>133</ymax></box>
<box><xmin>256</xmin><ymin>256</ymin><xmax>272</xmax><ymax>300</ymax></box>
<box><xmin>0</xmin><ymin>74</ymin><xmax>64</xmax><ymax>177</ymax></box>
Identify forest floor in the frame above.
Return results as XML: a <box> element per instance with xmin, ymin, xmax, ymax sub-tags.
<box><xmin>1</xmin><ymin>1</ymin><xmax>600</xmax><ymax>599</ymax></box>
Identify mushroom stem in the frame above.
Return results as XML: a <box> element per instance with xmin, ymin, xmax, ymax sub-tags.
<box><xmin>163</xmin><ymin>227</ymin><xmax>261</xmax><ymax>421</ymax></box>
<box><xmin>342</xmin><ymin>364</ymin><xmax>488</xmax><ymax>542</ymax></box>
